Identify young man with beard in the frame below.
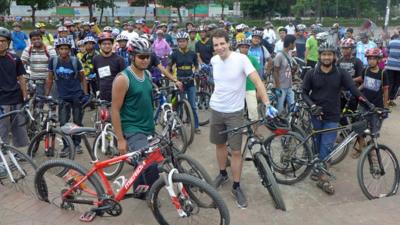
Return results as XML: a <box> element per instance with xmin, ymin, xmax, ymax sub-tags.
<box><xmin>210</xmin><ymin>29</ymin><xmax>278</xmax><ymax>208</ymax></box>
<box><xmin>112</xmin><ymin>38</ymin><xmax>159</xmax><ymax>198</ymax></box>
<box><xmin>302</xmin><ymin>42</ymin><xmax>374</xmax><ymax>195</ymax></box>
<box><xmin>93</xmin><ymin>32</ymin><xmax>125</xmax><ymax>102</ymax></box>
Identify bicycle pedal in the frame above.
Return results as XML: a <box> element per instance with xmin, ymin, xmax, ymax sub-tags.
<box><xmin>79</xmin><ymin>211</ymin><xmax>96</xmax><ymax>222</ymax></box>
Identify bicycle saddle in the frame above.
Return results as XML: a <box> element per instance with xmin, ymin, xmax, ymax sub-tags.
<box><xmin>61</xmin><ymin>123</ymin><xmax>97</xmax><ymax>135</ymax></box>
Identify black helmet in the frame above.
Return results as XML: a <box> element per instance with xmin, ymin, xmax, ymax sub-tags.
<box><xmin>0</xmin><ymin>27</ymin><xmax>11</xmax><ymax>40</ymax></box>
<box><xmin>318</xmin><ymin>42</ymin><xmax>336</xmax><ymax>54</ymax></box>
<box><xmin>29</xmin><ymin>30</ymin><xmax>42</xmax><ymax>39</ymax></box>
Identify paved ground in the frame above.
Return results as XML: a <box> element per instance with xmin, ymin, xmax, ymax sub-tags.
<box><xmin>1</xmin><ymin>99</ymin><xmax>400</xmax><ymax>225</ymax></box>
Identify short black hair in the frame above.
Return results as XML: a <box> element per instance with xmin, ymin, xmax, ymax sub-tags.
<box><xmin>283</xmin><ymin>35</ymin><xmax>296</xmax><ymax>48</ymax></box>
<box><xmin>29</xmin><ymin>30</ymin><xmax>42</xmax><ymax>39</ymax></box>
<box><xmin>346</xmin><ymin>28</ymin><xmax>354</xmax><ymax>33</ymax></box>
<box><xmin>211</xmin><ymin>28</ymin><xmax>229</xmax><ymax>43</ymax></box>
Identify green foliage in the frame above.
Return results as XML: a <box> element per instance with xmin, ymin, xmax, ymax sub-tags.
<box><xmin>0</xmin><ymin>0</ymin><xmax>11</xmax><ymax>15</ymax></box>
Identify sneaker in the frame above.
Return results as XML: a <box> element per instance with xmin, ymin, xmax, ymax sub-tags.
<box><xmin>75</xmin><ymin>145</ymin><xmax>83</xmax><ymax>154</ymax></box>
<box><xmin>231</xmin><ymin>187</ymin><xmax>248</xmax><ymax>209</ymax></box>
<box><xmin>195</xmin><ymin>128</ymin><xmax>201</xmax><ymax>134</ymax></box>
<box><xmin>213</xmin><ymin>174</ymin><xmax>229</xmax><ymax>188</ymax></box>
<box><xmin>388</xmin><ymin>100</ymin><xmax>397</xmax><ymax>107</ymax></box>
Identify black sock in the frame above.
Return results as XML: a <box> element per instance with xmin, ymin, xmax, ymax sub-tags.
<box><xmin>233</xmin><ymin>182</ymin><xmax>240</xmax><ymax>189</ymax></box>
<box><xmin>220</xmin><ymin>169</ymin><xmax>228</xmax><ymax>177</ymax></box>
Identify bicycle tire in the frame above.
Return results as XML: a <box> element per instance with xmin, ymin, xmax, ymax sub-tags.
<box><xmin>27</xmin><ymin>128</ymin><xmax>75</xmax><ymax>165</ymax></box>
<box><xmin>92</xmin><ymin>130</ymin><xmax>124</xmax><ymax>180</ymax></box>
<box><xmin>177</xmin><ymin>99</ymin><xmax>195</xmax><ymax>146</ymax></box>
<box><xmin>176</xmin><ymin>154</ymin><xmax>212</xmax><ymax>185</ymax></box>
<box><xmin>34</xmin><ymin>159</ymin><xmax>105</xmax><ymax>212</ymax></box>
<box><xmin>196</xmin><ymin>91</ymin><xmax>211</xmax><ymax>126</ymax></box>
<box><xmin>147</xmin><ymin>173</ymin><xmax>230</xmax><ymax>225</ymax></box>
<box><xmin>253</xmin><ymin>152</ymin><xmax>286</xmax><ymax>211</ymax></box>
<box><xmin>0</xmin><ymin>145</ymin><xmax>37</xmax><ymax>197</ymax></box>
<box><xmin>357</xmin><ymin>144</ymin><xmax>400</xmax><ymax>200</ymax></box>
<box><xmin>170</xmin><ymin>115</ymin><xmax>188</xmax><ymax>154</ymax></box>
<box><xmin>263</xmin><ymin>131</ymin><xmax>313</xmax><ymax>185</ymax></box>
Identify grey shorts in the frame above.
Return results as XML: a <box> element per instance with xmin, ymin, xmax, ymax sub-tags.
<box><xmin>125</xmin><ymin>132</ymin><xmax>150</xmax><ymax>152</ymax></box>
<box><xmin>209</xmin><ymin>109</ymin><xmax>244</xmax><ymax>151</ymax></box>
<box><xmin>0</xmin><ymin>104</ymin><xmax>29</xmax><ymax>147</ymax></box>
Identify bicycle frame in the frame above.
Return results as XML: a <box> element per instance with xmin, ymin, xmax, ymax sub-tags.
<box><xmin>62</xmin><ymin>147</ymin><xmax>165</xmax><ymax>204</ymax></box>
<box><xmin>0</xmin><ymin>142</ymin><xmax>27</xmax><ymax>183</ymax></box>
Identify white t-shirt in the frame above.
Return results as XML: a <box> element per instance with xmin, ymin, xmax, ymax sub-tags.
<box><xmin>285</xmin><ymin>25</ymin><xmax>296</xmax><ymax>35</ymax></box>
<box><xmin>210</xmin><ymin>52</ymin><xmax>256</xmax><ymax>113</ymax></box>
<box><xmin>120</xmin><ymin>30</ymin><xmax>139</xmax><ymax>44</ymax></box>
<box><xmin>274</xmin><ymin>40</ymin><xmax>284</xmax><ymax>53</ymax></box>
<box><xmin>263</xmin><ymin>29</ymin><xmax>276</xmax><ymax>44</ymax></box>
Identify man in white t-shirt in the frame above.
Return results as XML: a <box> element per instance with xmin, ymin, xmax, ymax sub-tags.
<box><xmin>263</xmin><ymin>21</ymin><xmax>276</xmax><ymax>45</ymax></box>
<box><xmin>210</xmin><ymin>29</ymin><xmax>278</xmax><ymax>209</ymax></box>
<box><xmin>285</xmin><ymin>22</ymin><xmax>296</xmax><ymax>35</ymax></box>
<box><xmin>120</xmin><ymin>21</ymin><xmax>139</xmax><ymax>44</ymax></box>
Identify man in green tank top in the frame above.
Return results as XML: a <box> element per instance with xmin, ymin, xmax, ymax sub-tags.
<box><xmin>112</xmin><ymin>38</ymin><xmax>154</xmax><ymax>154</ymax></box>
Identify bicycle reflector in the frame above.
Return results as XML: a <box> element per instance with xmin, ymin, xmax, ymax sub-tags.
<box><xmin>100</xmin><ymin>108</ymin><xmax>110</xmax><ymax>122</ymax></box>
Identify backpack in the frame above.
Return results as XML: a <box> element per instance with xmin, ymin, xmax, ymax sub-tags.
<box><xmin>51</xmin><ymin>56</ymin><xmax>79</xmax><ymax>80</ymax></box>
<box><xmin>28</xmin><ymin>45</ymin><xmax>50</xmax><ymax>59</ymax></box>
<box><xmin>5</xmin><ymin>52</ymin><xmax>17</xmax><ymax>65</ymax></box>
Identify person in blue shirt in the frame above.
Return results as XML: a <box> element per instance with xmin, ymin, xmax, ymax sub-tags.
<box><xmin>356</xmin><ymin>32</ymin><xmax>377</xmax><ymax>67</ymax></box>
<box><xmin>46</xmin><ymin>37</ymin><xmax>89</xmax><ymax>154</ymax></box>
<box><xmin>249</xmin><ymin>30</ymin><xmax>272</xmax><ymax>80</ymax></box>
<box><xmin>115</xmin><ymin>34</ymin><xmax>130</xmax><ymax>67</ymax></box>
<box><xmin>11</xmin><ymin>22</ymin><xmax>29</xmax><ymax>57</ymax></box>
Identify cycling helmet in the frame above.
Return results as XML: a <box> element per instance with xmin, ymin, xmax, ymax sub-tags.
<box><xmin>77</xmin><ymin>40</ymin><xmax>84</xmax><ymax>46</ymax></box>
<box><xmin>236</xmin><ymin>39</ymin><xmax>251</xmax><ymax>48</ymax></box>
<box><xmin>365</xmin><ymin>48</ymin><xmax>383</xmax><ymax>58</ymax></box>
<box><xmin>83</xmin><ymin>36</ymin><xmax>97</xmax><ymax>44</ymax></box>
<box><xmin>199</xmin><ymin>64</ymin><xmax>212</xmax><ymax>76</ymax></box>
<box><xmin>35</xmin><ymin>22</ymin><xmax>43</xmax><ymax>29</ymax></box>
<box><xmin>0</xmin><ymin>27</ymin><xmax>11</xmax><ymax>40</ymax></box>
<box><xmin>374</xmin><ymin>39</ymin><xmax>383</xmax><ymax>45</ymax></box>
<box><xmin>316</xmin><ymin>31</ymin><xmax>329</xmax><ymax>41</ymax></box>
<box><xmin>111</xmin><ymin>28</ymin><xmax>120</xmax><ymax>38</ymax></box>
<box><xmin>135</xmin><ymin>19</ymin><xmax>143</xmax><ymax>24</ymax></box>
<box><xmin>207</xmin><ymin>23</ymin><xmax>218</xmax><ymax>30</ymax></box>
<box><xmin>157</xmin><ymin>23</ymin><xmax>167</xmax><ymax>28</ymax></box>
<box><xmin>318</xmin><ymin>42</ymin><xmax>336</xmax><ymax>54</ymax></box>
<box><xmin>198</xmin><ymin>25</ymin><xmax>206</xmax><ymax>32</ymax></box>
<box><xmin>29</xmin><ymin>30</ymin><xmax>42</xmax><ymax>39</ymax></box>
<box><xmin>57</xmin><ymin>26</ymin><xmax>68</xmax><ymax>33</ymax></box>
<box><xmin>236</xmin><ymin>24</ymin><xmax>245</xmax><ymax>31</ymax></box>
<box><xmin>64</xmin><ymin>20</ymin><xmax>73</xmax><ymax>27</ymax></box>
<box><xmin>55</xmin><ymin>38</ymin><xmax>72</xmax><ymax>48</ymax></box>
<box><xmin>82</xmin><ymin>21</ymin><xmax>90</xmax><ymax>26</ymax></box>
<box><xmin>116</xmin><ymin>34</ymin><xmax>129</xmax><ymax>42</ymax></box>
<box><xmin>340</xmin><ymin>38</ymin><xmax>355</xmax><ymax>48</ymax></box>
<box><xmin>224</xmin><ymin>21</ymin><xmax>232</xmax><ymax>27</ymax></box>
<box><xmin>114</xmin><ymin>19</ymin><xmax>121</xmax><ymax>25</ymax></box>
<box><xmin>103</xmin><ymin>26</ymin><xmax>113</xmax><ymax>32</ymax></box>
<box><xmin>176</xmin><ymin>31</ymin><xmax>189</xmax><ymax>40</ymax></box>
<box><xmin>98</xmin><ymin>32</ymin><xmax>114</xmax><ymax>44</ymax></box>
<box><xmin>140</xmin><ymin>33</ymin><xmax>151</xmax><ymax>41</ymax></box>
<box><xmin>73</xmin><ymin>19</ymin><xmax>82</xmax><ymax>24</ymax></box>
<box><xmin>128</xmin><ymin>38</ymin><xmax>152</xmax><ymax>55</ymax></box>
<box><xmin>252</xmin><ymin>30</ymin><xmax>264</xmax><ymax>38</ymax></box>
<box><xmin>310</xmin><ymin>24</ymin><xmax>321</xmax><ymax>33</ymax></box>
<box><xmin>156</xmin><ymin>29</ymin><xmax>164</xmax><ymax>35</ymax></box>
<box><xmin>296</xmin><ymin>24</ymin><xmax>306</xmax><ymax>31</ymax></box>
<box><xmin>188</xmin><ymin>28</ymin><xmax>198</xmax><ymax>33</ymax></box>
<box><xmin>12</xmin><ymin>22</ymin><xmax>22</xmax><ymax>27</ymax></box>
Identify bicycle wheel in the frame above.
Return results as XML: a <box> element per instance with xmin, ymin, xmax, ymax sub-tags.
<box><xmin>147</xmin><ymin>173</ymin><xmax>230</xmax><ymax>225</ymax></box>
<box><xmin>330</xmin><ymin>129</ymin><xmax>352</xmax><ymax>166</ymax></box>
<box><xmin>0</xmin><ymin>146</ymin><xmax>37</xmax><ymax>197</ymax></box>
<box><xmin>170</xmin><ymin>115</ymin><xmax>188</xmax><ymax>154</ymax></box>
<box><xmin>196</xmin><ymin>91</ymin><xmax>210</xmax><ymax>126</ymax></box>
<box><xmin>27</xmin><ymin>129</ymin><xmax>75</xmax><ymax>166</ymax></box>
<box><xmin>92</xmin><ymin>130</ymin><xmax>124</xmax><ymax>180</ymax></box>
<box><xmin>357</xmin><ymin>144</ymin><xmax>400</xmax><ymax>200</ymax></box>
<box><xmin>253</xmin><ymin>152</ymin><xmax>286</xmax><ymax>211</ymax></box>
<box><xmin>35</xmin><ymin>159</ymin><xmax>105</xmax><ymax>214</ymax></box>
<box><xmin>177</xmin><ymin>99</ymin><xmax>195</xmax><ymax>146</ymax></box>
<box><xmin>264</xmin><ymin>131</ymin><xmax>313</xmax><ymax>185</ymax></box>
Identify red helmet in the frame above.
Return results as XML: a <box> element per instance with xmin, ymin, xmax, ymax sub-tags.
<box><xmin>340</xmin><ymin>38</ymin><xmax>355</xmax><ymax>48</ymax></box>
<box><xmin>365</xmin><ymin>48</ymin><xmax>382</xmax><ymax>58</ymax></box>
<box><xmin>98</xmin><ymin>32</ymin><xmax>114</xmax><ymax>44</ymax></box>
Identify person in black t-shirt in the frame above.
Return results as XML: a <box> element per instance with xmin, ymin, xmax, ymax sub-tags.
<box><xmin>302</xmin><ymin>42</ymin><xmax>373</xmax><ymax>195</ymax></box>
<box><xmin>195</xmin><ymin>26</ymin><xmax>213</xmax><ymax>65</ymax></box>
<box><xmin>352</xmin><ymin>48</ymin><xmax>389</xmax><ymax>158</ymax></box>
<box><xmin>147</xmin><ymin>52</ymin><xmax>183</xmax><ymax>88</ymax></box>
<box><xmin>0</xmin><ymin>27</ymin><xmax>29</xmax><ymax>149</ymax></box>
<box><xmin>93</xmin><ymin>32</ymin><xmax>125</xmax><ymax>102</ymax></box>
<box><xmin>167</xmin><ymin>32</ymin><xmax>200</xmax><ymax>134</ymax></box>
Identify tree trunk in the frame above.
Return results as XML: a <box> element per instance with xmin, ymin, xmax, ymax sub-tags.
<box><xmin>354</xmin><ymin>0</ymin><xmax>360</xmax><ymax>17</ymax></box>
<box><xmin>144</xmin><ymin>0</ymin><xmax>148</xmax><ymax>20</ymax></box>
<box><xmin>100</xmin><ymin>7</ymin><xmax>104</xmax><ymax>25</ymax></box>
<box><xmin>111</xmin><ymin>0</ymin><xmax>115</xmax><ymax>17</ymax></box>
<box><xmin>221</xmin><ymin>0</ymin><xmax>225</xmax><ymax>20</ymax></box>
<box><xmin>31</xmin><ymin>6</ymin><xmax>36</xmax><ymax>27</ymax></box>
<box><xmin>88</xmin><ymin>3</ymin><xmax>94</xmax><ymax>21</ymax></box>
<box><xmin>177</xmin><ymin>7</ymin><xmax>182</xmax><ymax>23</ymax></box>
<box><xmin>154</xmin><ymin>0</ymin><xmax>157</xmax><ymax>19</ymax></box>
<box><xmin>317</xmin><ymin>0</ymin><xmax>321</xmax><ymax>22</ymax></box>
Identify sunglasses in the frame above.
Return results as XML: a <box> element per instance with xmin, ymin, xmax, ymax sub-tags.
<box><xmin>137</xmin><ymin>54</ymin><xmax>150</xmax><ymax>60</ymax></box>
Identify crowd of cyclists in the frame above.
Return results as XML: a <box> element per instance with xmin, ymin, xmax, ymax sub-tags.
<box><xmin>0</xmin><ymin>15</ymin><xmax>399</xmax><ymax>218</ymax></box>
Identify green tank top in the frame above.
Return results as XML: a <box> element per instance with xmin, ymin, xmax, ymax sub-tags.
<box><xmin>120</xmin><ymin>67</ymin><xmax>155</xmax><ymax>135</ymax></box>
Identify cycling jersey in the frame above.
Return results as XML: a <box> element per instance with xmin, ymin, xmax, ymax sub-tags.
<box><xmin>116</xmin><ymin>47</ymin><xmax>130</xmax><ymax>67</ymax></box>
<box><xmin>81</xmin><ymin>50</ymin><xmax>99</xmax><ymax>78</ymax></box>
<box><xmin>195</xmin><ymin>38</ymin><xmax>213</xmax><ymax>65</ymax></box>
<box><xmin>337</xmin><ymin>57</ymin><xmax>363</xmax><ymax>78</ymax></box>
<box><xmin>169</xmin><ymin>48</ymin><xmax>197</xmax><ymax>86</ymax></box>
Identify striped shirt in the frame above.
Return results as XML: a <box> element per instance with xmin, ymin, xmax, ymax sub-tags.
<box><xmin>386</xmin><ymin>39</ymin><xmax>400</xmax><ymax>71</ymax></box>
<box><xmin>21</xmin><ymin>45</ymin><xmax>57</xmax><ymax>80</ymax></box>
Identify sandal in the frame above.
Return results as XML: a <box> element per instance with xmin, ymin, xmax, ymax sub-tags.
<box><xmin>316</xmin><ymin>180</ymin><xmax>335</xmax><ymax>195</ymax></box>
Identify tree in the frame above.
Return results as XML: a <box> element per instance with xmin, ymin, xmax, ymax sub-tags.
<box><xmin>79</xmin><ymin>0</ymin><xmax>96</xmax><ymax>21</ymax></box>
<box><xmin>215</xmin><ymin>0</ymin><xmax>233</xmax><ymax>20</ymax></box>
<box><xmin>162</xmin><ymin>0</ymin><xmax>191</xmax><ymax>23</ymax></box>
<box><xmin>0</xmin><ymin>0</ymin><xmax>11</xmax><ymax>15</ymax></box>
<box><xmin>97</xmin><ymin>0</ymin><xmax>115</xmax><ymax>24</ymax></box>
<box><xmin>16</xmin><ymin>0</ymin><xmax>55</xmax><ymax>26</ymax></box>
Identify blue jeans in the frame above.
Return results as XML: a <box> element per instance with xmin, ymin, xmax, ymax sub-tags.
<box><xmin>276</xmin><ymin>87</ymin><xmax>295</xmax><ymax>113</ymax></box>
<box><xmin>311</xmin><ymin>117</ymin><xmax>338</xmax><ymax>161</ymax></box>
<box><xmin>184</xmin><ymin>85</ymin><xmax>199</xmax><ymax>128</ymax></box>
